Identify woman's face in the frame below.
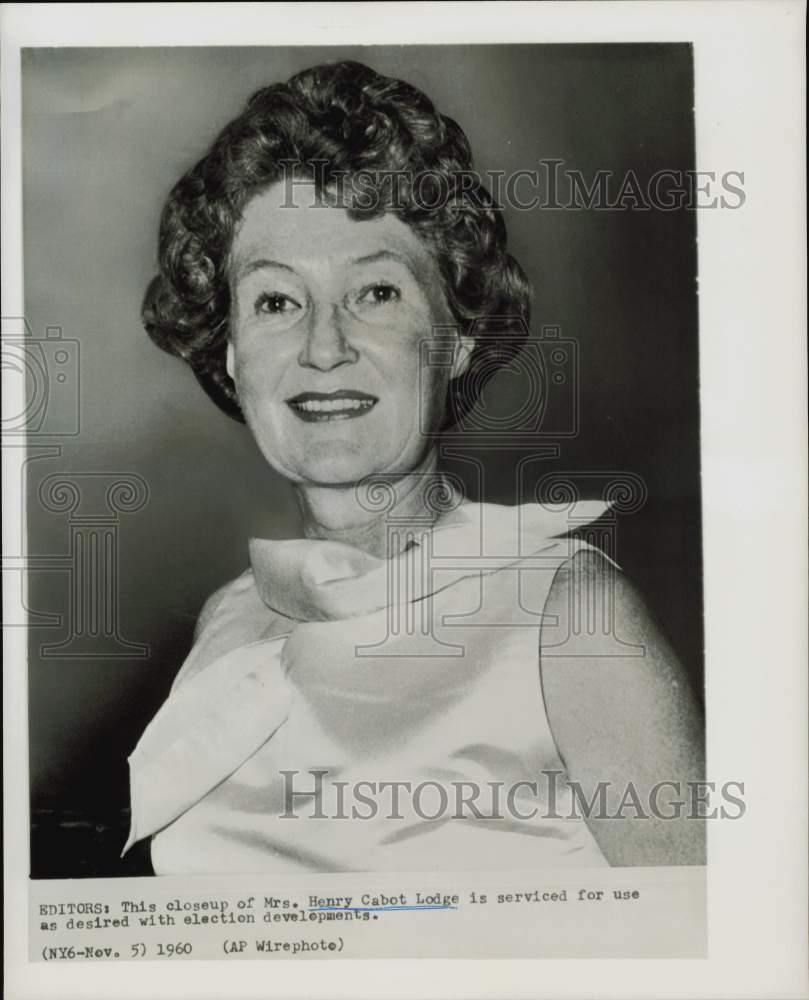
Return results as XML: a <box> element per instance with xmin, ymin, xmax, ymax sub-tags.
<box><xmin>226</xmin><ymin>181</ymin><xmax>471</xmax><ymax>487</ymax></box>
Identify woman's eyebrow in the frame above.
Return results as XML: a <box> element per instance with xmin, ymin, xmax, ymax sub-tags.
<box><xmin>350</xmin><ymin>250</ymin><xmax>418</xmax><ymax>277</ymax></box>
<box><xmin>233</xmin><ymin>250</ymin><xmax>417</xmax><ymax>283</ymax></box>
<box><xmin>235</xmin><ymin>257</ymin><xmax>297</xmax><ymax>282</ymax></box>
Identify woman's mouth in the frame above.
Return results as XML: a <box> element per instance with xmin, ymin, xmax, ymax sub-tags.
<box><xmin>286</xmin><ymin>390</ymin><xmax>379</xmax><ymax>423</ymax></box>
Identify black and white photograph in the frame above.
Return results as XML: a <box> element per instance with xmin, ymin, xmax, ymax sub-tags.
<box><xmin>3</xmin><ymin>2</ymin><xmax>806</xmax><ymax>998</ymax></box>
<box><xmin>25</xmin><ymin>42</ymin><xmax>708</xmax><ymax>879</ymax></box>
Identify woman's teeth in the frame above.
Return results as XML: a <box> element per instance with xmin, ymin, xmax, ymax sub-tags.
<box><xmin>292</xmin><ymin>398</ymin><xmax>375</xmax><ymax>413</ymax></box>
<box><xmin>288</xmin><ymin>395</ymin><xmax>378</xmax><ymax>421</ymax></box>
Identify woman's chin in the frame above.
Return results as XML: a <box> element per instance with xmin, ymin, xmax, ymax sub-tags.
<box><xmin>280</xmin><ymin>443</ymin><xmax>391</xmax><ymax>488</ymax></box>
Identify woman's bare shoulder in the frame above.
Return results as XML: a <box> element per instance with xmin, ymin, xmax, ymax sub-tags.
<box><xmin>540</xmin><ymin>546</ymin><xmax>701</xmax><ymax>709</ymax></box>
<box><xmin>540</xmin><ymin>546</ymin><xmax>706</xmax><ymax>866</ymax></box>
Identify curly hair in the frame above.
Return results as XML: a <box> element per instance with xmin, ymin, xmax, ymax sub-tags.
<box><xmin>143</xmin><ymin>60</ymin><xmax>531</xmax><ymax>426</ymax></box>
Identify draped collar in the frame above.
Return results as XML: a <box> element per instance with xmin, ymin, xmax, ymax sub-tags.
<box><xmin>124</xmin><ymin>498</ymin><xmax>612</xmax><ymax>854</ymax></box>
<box><xmin>247</xmin><ymin>499</ymin><xmax>612</xmax><ymax>622</ymax></box>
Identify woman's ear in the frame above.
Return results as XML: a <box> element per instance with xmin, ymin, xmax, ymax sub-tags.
<box><xmin>226</xmin><ymin>341</ymin><xmax>235</xmax><ymax>380</ymax></box>
<box><xmin>452</xmin><ymin>334</ymin><xmax>475</xmax><ymax>380</ymax></box>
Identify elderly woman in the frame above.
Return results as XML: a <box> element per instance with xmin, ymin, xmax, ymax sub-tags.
<box><xmin>124</xmin><ymin>61</ymin><xmax>704</xmax><ymax>873</ymax></box>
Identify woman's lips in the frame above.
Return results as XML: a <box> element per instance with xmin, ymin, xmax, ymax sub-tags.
<box><xmin>286</xmin><ymin>390</ymin><xmax>379</xmax><ymax>422</ymax></box>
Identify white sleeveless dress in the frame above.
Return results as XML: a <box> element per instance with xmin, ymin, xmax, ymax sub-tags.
<box><xmin>124</xmin><ymin>501</ymin><xmax>613</xmax><ymax>873</ymax></box>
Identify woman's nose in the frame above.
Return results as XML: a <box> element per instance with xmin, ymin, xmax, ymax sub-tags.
<box><xmin>298</xmin><ymin>302</ymin><xmax>358</xmax><ymax>371</ymax></box>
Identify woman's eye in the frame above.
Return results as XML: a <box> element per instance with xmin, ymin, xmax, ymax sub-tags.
<box><xmin>356</xmin><ymin>283</ymin><xmax>401</xmax><ymax>307</ymax></box>
<box><xmin>254</xmin><ymin>292</ymin><xmax>301</xmax><ymax>316</ymax></box>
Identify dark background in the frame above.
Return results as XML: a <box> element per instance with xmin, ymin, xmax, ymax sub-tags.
<box><xmin>22</xmin><ymin>45</ymin><xmax>701</xmax><ymax>877</ymax></box>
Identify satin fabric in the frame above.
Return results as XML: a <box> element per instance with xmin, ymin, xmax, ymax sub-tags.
<box><xmin>125</xmin><ymin>501</ymin><xmax>613</xmax><ymax>872</ymax></box>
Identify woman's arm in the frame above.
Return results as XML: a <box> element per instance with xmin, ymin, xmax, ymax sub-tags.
<box><xmin>540</xmin><ymin>548</ymin><xmax>706</xmax><ymax>866</ymax></box>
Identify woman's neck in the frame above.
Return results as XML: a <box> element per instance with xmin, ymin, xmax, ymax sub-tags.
<box><xmin>293</xmin><ymin>452</ymin><xmax>454</xmax><ymax>559</ymax></box>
